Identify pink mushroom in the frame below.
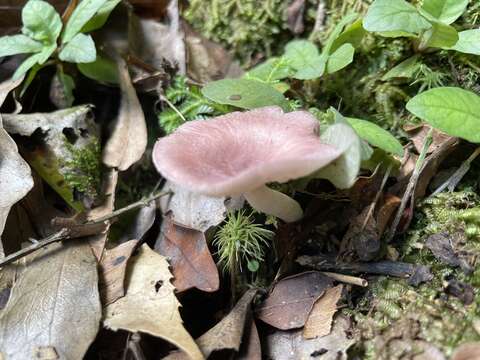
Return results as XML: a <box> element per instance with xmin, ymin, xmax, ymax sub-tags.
<box><xmin>152</xmin><ymin>106</ymin><xmax>341</xmax><ymax>222</ymax></box>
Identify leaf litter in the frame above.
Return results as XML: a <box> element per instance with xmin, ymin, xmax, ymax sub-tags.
<box><xmin>1</xmin><ymin>0</ymin><xmax>480</xmax><ymax>358</ymax></box>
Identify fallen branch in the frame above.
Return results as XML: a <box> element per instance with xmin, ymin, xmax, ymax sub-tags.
<box><xmin>0</xmin><ymin>191</ymin><xmax>170</xmax><ymax>267</ymax></box>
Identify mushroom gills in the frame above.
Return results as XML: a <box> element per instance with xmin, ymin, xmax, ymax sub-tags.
<box><xmin>244</xmin><ymin>185</ymin><xmax>303</xmax><ymax>223</ymax></box>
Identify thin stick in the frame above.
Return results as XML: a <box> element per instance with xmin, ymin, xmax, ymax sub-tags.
<box><xmin>321</xmin><ymin>271</ymin><xmax>368</xmax><ymax>287</ymax></box>
<box><xmin>432</xmin><ymin>146</ymin><xmax>480</xmax><ymax>196</ymax></box>
<box><xmin>386</xmin><ymin>128</ymin><xmax>433</xmax><ymax>242</ymax></box>
<box><xmin>0</xmin><ymin>191</ymin><xmax>170</xmax><ymax>267</ymax></box>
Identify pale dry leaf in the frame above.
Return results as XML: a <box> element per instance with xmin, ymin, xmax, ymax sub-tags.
<box><xmin>266</xmin><ymin>315</ymin><xmax>354</xmax><ymax>360</ymax></box>
<box><xmin>451</xmin><ymin>342</ymin><xmax>480</xmax><ymax>360</ymax></box>
<box><xmin>303</xmin><ymin>285</ymin><xmax>343</xmax><ymax>339</ymax></box>
<box><xmin>0</xmin><ymin>241</ymin><xmax>101</xmax><ymax>360</ymax></box>
<box><xmin>102</xmin><ymin>60</ymin><xmax>147</xmax><ymax>171</ymax></box>
<box><xmin>0</xmin><ymin>119</ymin><xmax>33</xmax><ymax>256</ymax></box>
<box><xmin>237</xmin><ymin>318</ymin><xmax>261</xmax><ymax>360</ymax></box>
<box><xmin>87</xmin><ymin>168</ymin><xmax>118</xmax><ymax>260</ymax></box>
<box><xmin>160</xmin><ymin>181</ymin><xmax>244</xmax><ymax>232</ymax></box>
<box><xmin>0</xmin><ymin>76</ymin><xmax>23</xmax><ymax>106</ymax></box>
<box><xmin>99</xmin><ymin>239</ymin><xmax>138</xmax><ymax>306</ymax></box>
<box><xmin>104</xmin><ymin>244</ymin><xmax>203</xmax><ymax>360</ymax></box>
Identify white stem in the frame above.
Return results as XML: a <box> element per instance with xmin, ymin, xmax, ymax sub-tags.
<box><xmin>244</xmin><ymin>186</ymin><xmax>303</xmax><ymax>223</ymax></box>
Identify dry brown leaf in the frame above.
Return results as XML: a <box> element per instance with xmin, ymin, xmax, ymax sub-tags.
<box><xmin>376</xmin><ymin>194</ymin><xmax>401</xmax><ymax>236</ymax></box>
<box><xmin>451</xmin><ymin>343</ymin><xmax>480</xmax><ymax>360</ymax></box>
<box><xmin>102</xmin><ymin>60</ymin><xmax>147</xmax><ymax>171</ymax></box>
<box><xmin>303</xmin><ymin>285</ymin><xmax>343</xmax><ymax>339</ymax></box>
<box><xmin>256</xmin><ymin>271</ymin><xmax>333</xmax><ymax>330</ymax></box>
<box><xmin>266</xmin><ymin>315</ymin><xmax>355</xmax><ymax>360</ymax></box>
<box><xmin>184</xmin><ymin>24</ymin><xmax>243</xmax><ymax>83</ymax></box>
<box><xmin>99</xmin><ymin>239</ymin><xmax>138</xmax><ymax>306</ymax></box>
<box><xmin>155</xmin><ymin>216</ymin><xmax>219</xmax><ymax>292</ymax></box>
<box><xmin>118</xmin><ymin>200</ymin><xmax>156</xmax><ymax>243</ymax></box>
<box><xmin>342</xmin><ymin>206</ymin><xmax>380</xmax><ymax>261</ymax></box>
<box><xmin>104</xmin><ymin>244</ymin><xmax>203</xmax><ymax>360</ymax></box>
<box><xmin>165</xmin><ymin>289</ymin><xmax>257</xmax><ymax>360</ymax></box>
<box><xmin>237</xmin><ymin>318</ymin><xmax>261</xmax><ymax>360</ymax></box>
<box><xmin>404</xmin><ymin>124</ymin><xmax>453</xmax><ymax>154</ymax></box>
<box><xmin>286</xmin><ymin>0</ymin><xmax>306</xmax><ymax>34</ymax></box>
<box><xmin>0</xmin><ymin>241</ymin><xmax>101</xmax><ymax>359</ymax></box>
<box><xmin>160</xmin><ymin>181</ymin><xmax>244</xmax><ymax>233</ymax></box>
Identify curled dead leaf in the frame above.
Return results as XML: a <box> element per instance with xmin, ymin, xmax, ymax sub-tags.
<box><xmin>102</xmin><ymin>60</ymin><xmax>147</xmax><ymax>171</ymax></box>
<box><xmin>452</xmin><ymin>343</ymin><xmax>480</xmax><ymax>360</ymax></box>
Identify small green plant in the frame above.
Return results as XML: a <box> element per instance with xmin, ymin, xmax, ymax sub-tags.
<box><xmin>0</xmin><ymin>0</ymin><xmax>120</xmax><ymax>84</ymax></box>
<box><xmin>213</xmin><ymin>210</ymin><xmax>274</xmax><ymax>274</ymax></box>
<box><xmin>158</xmin><ymin>76</ymin><xmax>230</xmax><ymax>134</ymax></box>
<box><xmin>364</xmin><ymin>0</ymin><xmax>479</xmax><ymax>55</ymax></box>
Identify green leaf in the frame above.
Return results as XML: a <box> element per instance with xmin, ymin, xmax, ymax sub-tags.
<box><xmin>62</xmin><ymin>0</ymin><xmax>108</xmax><ymax>44</ymax></box>
<box><xmin>59</xmin><ymin>34</ymin><xmax>96</xmax><ymax>63</ymax></box>
<box><xmin>12</xmin><ymin>43</ymin><xmax>56</xmax><ymax>80</ymax></box>
<box><xmin>406</xmin><ymin>87</ymin><xmax>480</xmax><ymax>143</ymax></box>
<box><xmin>382</xmin><ymin>55</ymin><xmax>420</xmax><ymax>80</ymax></box>
<box><xmin>420</xmin><ymin>0</ymin><xmax>468</xmax><ymax>24</ymax></box>
<box><xmin>284</xmin><ymin>40</ymin><xmax>325</xmax><ymax>80</ymax></box>
<box><xmin>322</xmin><ymin>13</ymin><xmax>358</xmax><ymax>56</ymax></box>
<box><xmin>315</xmin><ymin>120</ymin><xmax>362</xmax><ymax>189</ymax></box>
<box><xmin>326</xmin><ymin>43</ymin><xmax>355</xmax><ymax>74</ymax></box>
<box><xmin>449</xmin><ymin>29</ymin><xmax>480</xmax><ymax>55</ymax></box>
<box><xmin>77</xmin><ymin>54</ymin><xmax>118</xmax><ymax>83</ymax></box>
<box><xmin>81</xmin><ymin>0</ymin><xmax>121</xmax><ymax>33</ymax></box>
<box><xmin>331</xmin><ymin>19</ymin><xmax>366</xmax><ymax>52</ymax></box>
<box><xmin>0</xmin><ymin>34</ymin><xmax>43</xmax><ymax>57</ymax></box>
<box><xmin>346</xmin><ymin>117</ymin><xmax>404</xmax><ymax>155</ymax></box>
<box><xmin>363</xmin><ymin>0</ymin><xmax>431</xmax><ymax>35</ymax></box>
<box><xmin>201</xmin><ymin>79</ymin><xmax>289</xmax><ymax>111</ymax></box>
<box><xmin>22</xmin><ymin>0</ymin><xmax>62</xmax><ymax>43</ymax></box>
<box><xmin>420</xmin><ymin>21</ymin><xmax>458</xmax><ymax>49</ymax></box>
<box><xmin>244</xmin><ymin>57</ymin><xmax>292</xmax><ymax>83</ymax></box>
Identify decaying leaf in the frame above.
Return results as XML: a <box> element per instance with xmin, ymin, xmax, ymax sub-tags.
<box><xmin>404</xmin><ymin>124</ymin><xmax>454</xmax><ymax>154</ymax></box>
<box><xmin>129</xmin><ymin>0</ymin><xmax>186</xmax><ymax>74</ymax></box>
<box><xmin>451</xmin><ymin>343</ymin><xmax>480</xmax><ymax>360</ymax></box>
<box><xmin>303</xmin><ymin>285</ymin><xmax>343</xmax><ymax>339</ymax></box>
<box><xmin>265</xmin><ymin>315</ymin><xmax>355</xmax><ymax>360</ymax></box>
<box><xmin>0</xmin><ymin>241</ymin><xmax>101</xmax><ymax>360</ymax></box>
<box><xmin>118</xmin><ymin>200</ymin><xmax>156</xmax><ymax>243</ymax></box>
<box><xmin>99</xmin><ymin>239</ymin><xmax>138</xmax><ymax>306</ymax></box>
<box><xmin>102</xmin><ymin>59</ymin><xmax>147</xmax><ymax>171</ymax></box>
<box><xmin>159</xmin><ymin>181</ymin><xmax>244</xmax><ymax>233</ymax></box>
<box><xmin>165</xmin><ymin>289</ymin><xmax>257</xmax><ymax>360</ymax></box>
<box><xmin>104</xmin><ymin>244</ymin><xmax>203</xmax><ymax>360</ymax></box>
<box><xmin>0</xmin><ymin>119</ymin><xmax>33</xmax><ymax>256</ymax></box>
<box><xmin>2</xmin><ymin>105</ymin><xmax>100</xmax><ymax>210</ymax></box>
<box><xmin>376</xmin><ymin>194</ymin><xmax>401</xmax><ymax>236</ymax></box>
<box><xmin>237</xmin><ymin>317</ymin><xmax>262</xmax><ymax>360</ymax></box>
<box><xmin>155</xmin><ymin>216</ymin><xmax>219</xmax><ymax>293</ymax></box>
<box><xmin>184</xmin><ymin>24</ymin><xmax>243</xmax><ymax>83</ymax></box>
<box><xmin>342</xmin><ymin>206</ymin><xmax>380</xmax><ymax>261</ymax></box>
<box><xmin>256</xmin><ymin>271</ymin><xmax>333</xmax><ymax>330</ymax></box>
<box><xmin>0</xmin><ymin>77</ymin><xmax>33</xmax><ymax>255</ymax></box>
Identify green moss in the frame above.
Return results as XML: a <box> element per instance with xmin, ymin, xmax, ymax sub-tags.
<box><xmin>63</xmin><ymin>140</ymin><xmax>101</xmax><ymax>199</ymax></box>
<box><xmin>353</xmin><ymin>190</ymin><xmax>480</xmax><ymax>358</ymax></box>
<box><xmin>184</xmin><ymin>0</ymin><xmax>289</xmax><ymax>65</ymax></box>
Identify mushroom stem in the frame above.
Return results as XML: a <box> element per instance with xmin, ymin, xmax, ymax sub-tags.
<box><xmin>244</xmin><ymin>186</ymin><xmax>303</xmax><ymax>223</ymax></box>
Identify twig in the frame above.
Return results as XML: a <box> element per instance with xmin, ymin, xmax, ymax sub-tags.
<box><xmin>321</xmin><ymin>271</ymin><xmax>368</xmax><ymax>287</ymax></box>
<box><xmin>362</xmin><ymin>164</ymin><xmax>392</xmax><ymax>230</ymax></box>
<box><xmin>0</xmin><ymin>191</ymin><xmax>170</xmax><ymax>267</ymax></box>
<box><xmin>386</xmin><ymin>128</ymin><xmax>433</xmax><ymax>242</ymax></box>
<box><xmin>432</xmin><ymin>146</ymin><xmax>480</xmax><ymax>196</ymax></box>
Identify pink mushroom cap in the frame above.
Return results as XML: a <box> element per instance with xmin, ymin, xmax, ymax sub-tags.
<box><xmin>153</xmin><ymin>106</ymin><xmax>341</xmax><ymax>197</ymax></box>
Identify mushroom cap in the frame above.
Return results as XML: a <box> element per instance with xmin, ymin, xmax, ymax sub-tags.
<box><xmin>153</xmin><ymin>106</ymin><xmax>341</xmax><ymax>196</ymax></box>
